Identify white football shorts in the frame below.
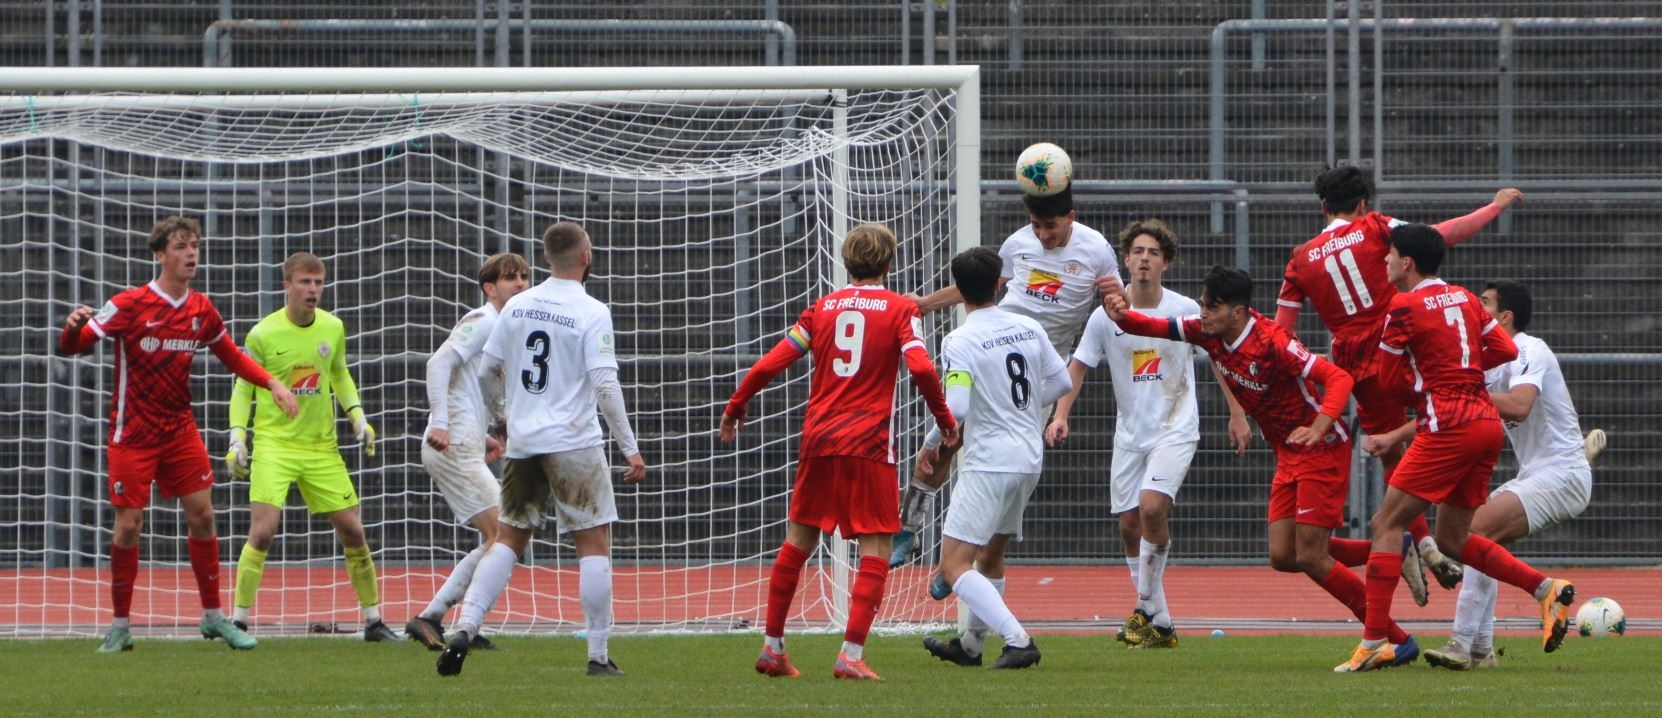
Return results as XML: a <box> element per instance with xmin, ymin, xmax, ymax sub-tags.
<box><xmin>1109</xmin><ymin>441</ymin><xmax>1197</xmax><ymax>514</ymax></box>
<box><xmin>1492</xmin><ymin>463</ymin><xmax>1592</xmax><ymax>533</ymax></box>
<box><xmin>420</xmin><ymin>438</ymin><xmax>500</xmax><ymax>525</ymax></box>
<box><xmin>942</xmin><ymin>469</ymin><xmax>1042</xmax><ymax>546</ymax></box>
<box><xmin>499</xmin><ymin>446</ymin><xmax>616</xmax><ymax>533</ymax></box>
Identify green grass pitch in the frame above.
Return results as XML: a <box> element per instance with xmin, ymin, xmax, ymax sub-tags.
<box><xmin>5</xmin><ymin>633</ymin><xmax>1657</xmax><ymax>716</ymax></box>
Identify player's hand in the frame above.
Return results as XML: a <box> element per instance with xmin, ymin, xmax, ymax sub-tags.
<box><xmin>621</xmin><ymin>453</ymin><xmax>647</xmax><ymax>484</ymax></box>
<box><xmin>939</xmin><ymin>421</ymin><xmax>961</xmax><ymax>449</ymax></box>
<box><xmin>225</xmin><ymin>427</ymin><xmax>251</xmax><ymax>480</ymax></box>
<box><xmin>1103</xmin><ymin>292</ymin><xmax>1129</xmax><ymax>321</ymax></box>
<box><xmin>915</xmin><ymin>445</ymin><xmax>941</xmax><ymax>477</ymax></box>
<box><xmin>63</xmin><ymin>305</ymin><xmax>95</xmax><ymax>335</ymax></box>
<box><xmin>425</xmin><ymin>427</ymin><xmax>450</xmax><ymax>453</ymax></box>
<box><xmin>719</xmin><ymin>412</ymin><xmax>744</xmax><ymax>443</ymax></box>
<box><xmin>1045</xmin><ymin>417</ymin><xmax>1069</xmax><ymax>446</ymax></box>
<box><xmin>484</xmin><ymin>436</ymin><xmax>505</xmax><ymax>464</ymax></box>
<box><xmin>1286</xmin><ymin>425</ymin><xmax>1323</xmax><ymax>448</ymax></box>
<box><xmin>1227</xmin><ymin>414</ymin><xmax>1252</xmax><ymax>456</ymax></box>
<box><xmin>348</xmin><ymin>407</ymin><xmax>377</xmax><ymax>457</ymax></box>
<box><xmin>1494</xmin><ymin>187</ymin><xmax>1524</xmax><ymax>209</ymax></box>
<box><xmin>1361</xmin><ymin>434</ymin><xmax>1394</xmax><ymax>457</ymax></box>
<box><xmin>1096</xmin><ymin>273</ymin><xmax>1127</xmax><ymax>301</ymax></box>
<box><xmin>902</xmin><ymin>291</ymin><xmax>928</xmax><ymax>312</ymax></box>
<box><xmin>266</xmin><ymin>380</ymin><xmax>300</xmax><ymax>418</ymax></box>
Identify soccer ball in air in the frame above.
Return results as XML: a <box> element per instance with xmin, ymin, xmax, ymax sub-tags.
<box><xmin>1575</xmin><ymin>597</ymin><xmax>1626</xmax><ymax>637</ymax></box>
<box><xmin>1015</xmin><ymin>142</ymin><xmax>1073</xmax><ymax>197</ymax></box>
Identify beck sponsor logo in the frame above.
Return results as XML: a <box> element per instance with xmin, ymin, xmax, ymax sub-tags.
<box><xmin>289</xmin><ymin>365</ymin><xmax>323</xmax><ymax>395</ymax></box>
<box><xmin>1131</xmin><ymin>349</ymin><xmax>1162</xmax><ymax>382</ymax></box>
<box><xmin>1024</xmin><ymin>269</ymin><xmax>1064</xmax><ymax>303</ymax></box>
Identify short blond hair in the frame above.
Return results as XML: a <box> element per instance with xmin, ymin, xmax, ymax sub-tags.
<box><xmin>282</xmin><ymin>251</ymin><xmax>326</xmax><ymax>281</ymax></box>
<box><xmin>541</xmin><ymin>221</ymin><xmax>589</xmax><ymax>271</ymax></box>
<box><xmin>842</xmin><ymin>224</ymin><xmax>896</xmax><ymax>280</ymax></box>
<box><xmin>148</xmin><ymin>216</ymin><xmax>202</xmax><ymax>253</ymax></box>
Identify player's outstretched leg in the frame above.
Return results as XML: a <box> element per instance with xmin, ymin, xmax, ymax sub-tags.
<box><xmin>436</xmin><ymin>631</ymin><xmax>471</xmax><ymax>677</ymax></box>
<box><xmin>201</xmin><ymin>615</ymin><xmax>257</xmax><ymax>650</ymax></box>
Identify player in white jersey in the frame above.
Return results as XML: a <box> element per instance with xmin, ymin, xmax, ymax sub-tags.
<box><xmin>1046</xmin><ymin>219</ymin><xmax>1239</xmax><ymax>648</ymax></box>
<box><xmin>894</xmin><ymin>187</ymin><xmax>1124</xmax><ymax>566</ymax></box>
<box><xmin>914</xmin><ymin>247</ymin><xmax>1070</xmax><ymax>670</ymax></box>
<box><xmin>1424</xmin><ymin>280</ymin><xmax>1595</xmax><ymax>670</ymax></box>
<box><xmin>436</xmin><ymin>222</ymin><xmax>647</xmax><ymax>678</ymax></box>
<box><xmin>404</xmin><ymin>253</ymin><xmax>530</xmax><ymax>651</ymax></box>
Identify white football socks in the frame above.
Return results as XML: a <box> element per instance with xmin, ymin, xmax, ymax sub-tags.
<box><xmin>422</xmin><ymin>545</ymin><xmax>486</xmax><ymax>620</ymax></box>
<box><xmin>580</xmin><ymin>555</ymin><xmax>613</xmax><ymax>663</ymax></box>
<box><xmin>455</xmin><ymin>542</ymin><xmax>517</xmax><ymax>637</ymax></box>
<box><xmin>955</xmin><ymin>570</ymin><xmax>1029</xmax><ymax>650</ymax></box>
<box><xmin>1138</xmin><ymin>538</ymin><xmax>1173</xmax><ymax>627</ymax></box>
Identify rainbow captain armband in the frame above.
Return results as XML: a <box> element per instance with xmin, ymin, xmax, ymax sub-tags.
<box><xmin>784</xmin><ymin>325</ymin><xmax>810</xmax><ymax>353</ymax></box>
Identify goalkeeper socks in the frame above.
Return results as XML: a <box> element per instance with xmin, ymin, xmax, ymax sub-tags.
<box><xmin>765</xmin><ymin>541</ymin><xmax>809</xmax><ymax>639</ymax></box>
<box><xmin>343</xmin><ymin>544</ymin><xmax>381</xmax><ymax>613</ymax></box>
<box><xmin>954</xmin><ymin>570</ymin><xmax>1029</xmax><ymax>650</ymax></box>
<box><xmin>579</xmin><ymin>555</ymin><xmax>614</xmax><ymax>663</ymax></box>
<box><xmin>423</xmin><ymin>545</ymin><xmax>487</xmax><ymax>620</ymax></box>
<box><xmin>1362</xmin><ymin>551</ymin><xmax>1403</xmax><ymax>642</ymax></box>
<box><xmin>186</xmin><ymin>537</ymin><xmax>222</xmax><ymax>611</ymax></box>
<box><xmin>234</xmin><ymin>544</ymin><xmax>267</xmax><ymax>614</ymax></box>
<box><xmin>900</xmin><ymin>480</ymin><xmax>938</xmax><ymax>533</ymax></box>
<box><xmin>456</xmin><ymin>543</ymin><xmax>517</xmax><ymax>636</ymax></box>
<box><xmin>111</xmin><ymin>542</ymin><xmax>138</xmax><ymax>620</ymax></box>
<box><xmin>1459</xmin><ymin>534</ymin><xmax>1546</xmax><ymax>593</ymax></box>
<box><xmin>1327</xmin><ymin>537</ymin><xmax>1371</xmax><ymax>568</ymax></box>
<box><xmin>1316</xmin><ymin>564</ymin><xmax>1409</xmax><ymax>644</ymax></box>
<box><xmin>842</xmin><ymin>555</ymin><xmax>889</xmax><ymax>650</ymax></box>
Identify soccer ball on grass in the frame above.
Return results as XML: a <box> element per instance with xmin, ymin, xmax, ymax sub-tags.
<box><xmin>1015</xmin><ymin>142</ymin><xmax>1073</xmax><ymax>197</ymax></box>
<box><xmin>1575</xmin><ymin>596</ymin><xmax>1626</xmax><ymax>637</ymax></box>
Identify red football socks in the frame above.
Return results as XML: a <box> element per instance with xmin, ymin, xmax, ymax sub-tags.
<box><xmin>843</xmin><ymin>555</ymin><xmax>890</xmax><ymax>648</ymax></box>
<box><xmin>187</xmin><ymin>537</ymin><xmax>222</xmax><ymax>611</ymax></box>
<box><xmin>764</xmin><ymin>541</ymin><xmax>810</xmax><ymax>639</ymax></box>
<box><xmin>111</xmin><ymin>543</ymin><xmax>139</xmax><ymax>620</ymax></box>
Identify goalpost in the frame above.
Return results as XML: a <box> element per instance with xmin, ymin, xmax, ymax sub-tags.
<box><xmin>0</xmin><ymin>66</ymin><xmax>978</xmax><ymax>637</ymax></box>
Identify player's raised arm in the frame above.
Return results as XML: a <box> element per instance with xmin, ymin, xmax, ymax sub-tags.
<box><xmin>59</xmin><ymin>305</ymin><xmax>100</xmax><ymax>354</ymax></box>
<box><xmin>1434</xmin><ymin>188</ymin><xmax>1523</xmax><ymax>247</ymax></box>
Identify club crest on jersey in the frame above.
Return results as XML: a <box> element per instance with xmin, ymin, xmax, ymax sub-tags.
<box><xmin>113</xmin><ymin>481</ymin><xmax>123</xmax><ymax>495</ymax></box>
<box><xmin>1024</xmin><ymin>269</ymin><xmax>1064</xmax><ymax>303</ymax></box>
<box><xmin>317</xmin><ymin>342</ymin><xmax>331</xmax><ymax>359</ymax></box>
<box><xmin>1064</xmin><ymin>260</ymin><xmax>1082</xmax><ymax>275</ymax></box>
<box><xmin>192</xmin><ymin>317</ymin><xmax>201</xmax><ymax>333</ymax></box>
<box><xmin>1249</xmin><ymin>361</ymin><xmax>1259</xmax><ymax>376</ymax></box>
<box><xmin>1131</xmin><ymin>349</ymin><xmax>1163</xmax><ymax>382</ymax></box>
<box><xmin>288</xmin><ymin>364</ymin><xmax>323</xmax><ymax>395</ymax></box>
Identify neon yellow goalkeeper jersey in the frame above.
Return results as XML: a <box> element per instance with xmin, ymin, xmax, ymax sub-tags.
<box><xmin>229</xmin><ymin>308</ymin><xmax>363</xmax><ymax>451</ymax></box>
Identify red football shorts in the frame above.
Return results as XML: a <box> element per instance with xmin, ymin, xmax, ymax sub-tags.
<box><xmin>789</xmin><ymin>455</ymin><xmax>900</xmax><ymax>538</ymax></box>
<box><xmin>1268</xmin><ymin>441</ymin><xmax>1352</xmax><ymax>529</ymax></box>
<box><xmin>1390</xmin><ymin>419</ymin><xmax>1503</xmax><ymax>509</ymax></box>
<box><xmin>107</xmin><ymin>430</ymin><xmax>214</xmax><ymax>509</ymax></box>
<box><xmin>1351</xmin><ymin>372</ymin><xmax>1410</xmax><ymax>438</ymax></box>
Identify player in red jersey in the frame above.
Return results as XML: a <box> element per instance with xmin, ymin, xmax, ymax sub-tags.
<box><xmin>1335</xmin><ymin>224</ymin><xmax>1574</xmax><ymax>673</ymax></box>
<box><xmin>58</xmin><ymin>216</ymin><xmax>299</xmax><ymax>653</ymax></box>
<box><xmin>1277</xmin><ymin>166</ymin><xmax>1524</xmax><ymax>600</ymax></box>
<box><xmin>1105</xmin><ymin>265</ymin><xmax>1419</xmax><ymax>665</ymax></box>
<box><xmin>721</xmin><ymin>223</ymin><xmax>958</xmax><ymax>681</ymax></box>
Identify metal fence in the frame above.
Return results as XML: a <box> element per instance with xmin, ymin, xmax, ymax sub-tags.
<box><xmin>3</xmin><ymin>0</ymin><xmax>1658</xmax><ymax>565</ymax></box>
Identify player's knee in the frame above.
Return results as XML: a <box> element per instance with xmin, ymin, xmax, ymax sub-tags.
<box><xmin>1294</xmin><ymin>551</ymin><xmax>1330</xmax><ymax>577</ymax></box>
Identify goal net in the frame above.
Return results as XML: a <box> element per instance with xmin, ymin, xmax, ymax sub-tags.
<box><xmin>0</xmin><ymin>67</ymin><xmax>979</xmax><ymax>637</ymax></box>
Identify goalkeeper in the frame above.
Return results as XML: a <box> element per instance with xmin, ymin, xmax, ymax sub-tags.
<box><xmin>224</xmin><ymin>252</ymin><xmax>397</xmax><ymax>642</ymax></box>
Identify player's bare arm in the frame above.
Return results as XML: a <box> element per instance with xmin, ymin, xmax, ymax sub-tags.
<box><xmin>1045</xmin><ymin>359</ymin><xmax>1089</xmax><ymax>446</ymax></box>
<box><xmin>1489</xmin><ymin>383</ymin><xmax>1541</xmax><ymax>423</ymax></box>
<box><xmin>718</xmin><ymin>412</ymin><xmax>744</xmax><ymax>442</ymax></box>
<box><xmin>63</xmin><ymin>305</ymin><xmax>94</xmax><ymax>335</ymax></box>
<box><xmin>1211</xmin><ymin>364</ymin><xmax>1253</xmax><ymax>455</ymax></box>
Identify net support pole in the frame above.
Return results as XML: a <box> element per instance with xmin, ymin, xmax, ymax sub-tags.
<box><xmin>829</xmin><ymin>88</ymin><xmax>852</xmax><ymax>630</ymax></box>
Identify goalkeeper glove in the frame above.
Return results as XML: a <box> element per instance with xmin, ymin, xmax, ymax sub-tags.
<box><xmin>348</xmin><ymin>407</ymin><xmax>377</xmax><ymax>457</ymax></box>
<box><xmin>225</xmin><ymin>427</ymin><xmax>251</xmax><ymax>480</ymax></box>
